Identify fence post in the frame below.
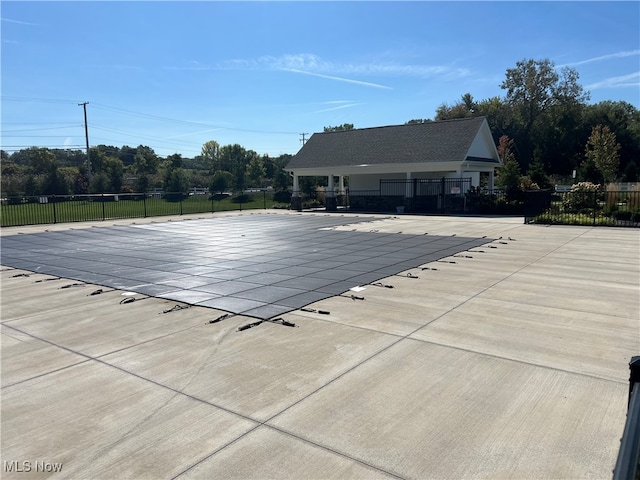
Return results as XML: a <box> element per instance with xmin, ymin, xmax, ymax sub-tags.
<box><xmin>143</xmin><ymin>194</ymin><xmax>147</xmax><ymax>218</ymax></box>
<box><xmin>211</xmin><ymin>195</ymin><xmax>215</xmax><ymax>213</ymax></box>
<box><xmin>263</xmin><ymin>190</ymin><xmax>266</xmax><ymax>210</ymax></box>
<box><xmin>180</xmin><ymin>195</ymin><xmax>183</xmax><ymax>216</ymax></box>
<box><xmin>593</xmin><ymin>191</ymin><xmax>597</xmax><ymax>226</ymax></box>
<box><xmin>102</xmin><ymin>194</ymin><xmax>106</xmax><ymax>220</ymax></box>
<box><xmin>240</xmin><ymin>190</ymin><xmax>243</xmax><ymax>212</ymax></box>
<box><xmin>52</xmin><ymin>195</ymin><xmax>57</xmax><ymax>224</ymax></box>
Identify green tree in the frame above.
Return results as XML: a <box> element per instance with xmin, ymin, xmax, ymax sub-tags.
<box><xmin>272</xmin><ymin>154</ymin><xmax>292</xmax><ymax>191</ymax></box>
<box><xmin>118</xmin><ymin>145</ymin><xmax>137</xmax><ymax>167</ymax></box>
<box><xmin>201</xmin><ymin>140</ymin><xmax>221</xmax><ymax>173</ymax></box>
<box><xmin>74</xmin><ymin>172</ymin><xmax>89</xmax><ymax>194</ymax></box>
<box><xmin>210</xmin><ymin>170</ymin><xmax>233</xmax><ymax>194</ymax></box>
<box><xmin>89</xmin><ymin>172</ymin><xmax>110</xmax><ymax>194</ymax></box>
<box><xmin>163</xmin><ymin>153</ymin><xmax>188</xmax><ymax>196</ymax></box>
<box><xmin>496</xmin><ymin>136</ymin><xmax>521</xmax><ymax>197</ymax></box>
<box><xmin>585</xmin><ymin>125</ymin><xmax>620</xmax><ymax>184</ymax></box>
<box><xmin>405</xmin><ymin>118</ymin><xmax>431</xmax><ymax>124</ymax></box>
<box><xmin>435</xmin><ymin>93</ymin><xmax>476</xmax><ymax>120</ymax></box>
<box><xmin>324</xmin><ymin>124</ymin><xmax>354</xmax><ymax>132</ymax></box>
<box><xmin>527</xmin><ymin>160</ymin><xmax>551</xmax><ymax>189</ymax></box>
<box><xmin>164</xmin><ymin>169</ymin><xmax>189</xmax><ymax>194</ymax></box>
<box><xmin>26</xmin><ymin>147</ymin><xmax>57</xmax><ymax>174</ymax></box>
<box><xmin>24</xmin><ymin>175</ymin><xmax>40</xmax><ymax>196</ymax></box>
<box><xmin>219</xmin><ymin>144</ymin><xmax>252</xmax><ymax>191</ymax></box>
<box><xmin>500</xmin><ymin>58</ymin><xmax>589</xmax><ymax>169</ymax></box>
<box><xmin>132</xmin><ymin>145</ymin><xmax>159</xmax><ymax>174</ymax></box>
<box><xmin>622</xmin><ymin>160</ymin><xmax>639</xmax><ymax>182</ymax></box>
<box><xmin>136</xmin><ymin>175</ymin><xmax>150</xmax><ymax>193</ymax></box>
<box><xmin>582</xmin><ymin>101</ymin><xmax>640</xmax><ymax>176</ymax></box>
<box><xmin>246</xmin><ymin>154</ymin><xmax>265</xmax><ymax>187</ymax></box>
<box><xmin>103</xmin><ymin>156</ymin><xmax>124</xmax><ymax>193</ymax></box>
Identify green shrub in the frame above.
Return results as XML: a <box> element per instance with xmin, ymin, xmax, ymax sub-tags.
<box><xmin>273</xmin><ymin>191</ymin><xmax>291</xmax><ymax>203</ymax></box>
<box><xmin>231</xmin><ymin>193</ymin><xmax>253</xmax><ymax>203</ymax></box>
<box><xmin>562</xmin><ymin>182</ymin><xmax>601</xmax><ymax>212</ymax></box>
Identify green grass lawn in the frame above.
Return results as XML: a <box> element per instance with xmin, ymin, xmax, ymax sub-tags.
<box><xmin>0</xmin><ymin>193</ymin><xmax>287</xmax><ymax>227</ymax></box>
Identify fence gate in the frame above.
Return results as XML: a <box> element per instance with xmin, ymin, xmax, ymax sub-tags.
<box><xmin>380</xmin><ymin>178</ymin><xmax>471</xmax><ymax>213</ymax></box>
<box><xmin>524</xmin><ymin>190</ymin><xmax>553</xmax><ymax>223</ymax></box>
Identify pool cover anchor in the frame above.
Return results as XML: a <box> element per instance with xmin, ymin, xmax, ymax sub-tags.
<box><xmin>237</xmin><ymin>317</ymin><xmax>297</xmax><ymax>332</ymax></box>
<box><xmin>300</xmin><ymin>308</ymin><xmax>330</xmax><ymax>315</ymax></box>
<box><xmin>207</xmin><ymin>313</ymin><xmax>230</xmax><ymax>324</ymax></box>
<box><xmin>162</xmin><ymin>304</ymin><xmax>190</xmax><ymax>314</ymax></box>
<box><xmin>59</xmin><ymin>283</ymin><xmax>85</xmax><ymax>289</ymax></box>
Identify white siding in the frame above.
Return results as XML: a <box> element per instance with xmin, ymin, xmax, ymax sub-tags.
<box><xmin>466</xmin><ymin>130</ymin><xmax>494</xmax><ymax>158</ymax></box>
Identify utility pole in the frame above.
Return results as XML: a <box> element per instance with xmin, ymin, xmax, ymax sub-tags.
<box><xmin>300</xmin><ymin>133</ymin><xmax>309</xmax><ymax>145</ymax></box>
<box><xmin>78</xmin><ymin>102</ymin><xmax>91</xmax><ymax>184</ymax></box>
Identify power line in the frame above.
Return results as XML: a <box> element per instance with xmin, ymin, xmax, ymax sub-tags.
<box><xmin>3</xmin><ymin>122</ymin><xmax>81</xmax><ymax>125</ymax></box>
<box><xmin>1</xmin><ymin>145</ymin><xmax>85</xmax><ymax>149</ymax></box>
<box><xmin>2</xmin><ymin>125</ymin><xmax>81</xmax><ymax>133</ymax></box>
<box><xmin>91</xmin><ymin>102</ymin><xmax>299</xmax><ymax>135</ymax></box>
<box><xmin>1</xmin><ymin>96</ymin><xmax>83</xmax><ymax>104</ymax></box>
<box><xmin>91</xmin><ymin>125</ymin><xmax>203</xmax><ymax>148</ymax></box>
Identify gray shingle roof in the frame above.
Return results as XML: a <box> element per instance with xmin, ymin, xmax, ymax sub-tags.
<box><xmin>286</xmin><ymin>117</ymin><xmax>493</xmax><ymax>170</ymax></box>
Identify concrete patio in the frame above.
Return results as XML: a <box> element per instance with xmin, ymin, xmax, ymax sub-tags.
<box><xmin>1</xmin><ymin>211</ymin><xmax>638</xmax><ymax>479</ymax></box>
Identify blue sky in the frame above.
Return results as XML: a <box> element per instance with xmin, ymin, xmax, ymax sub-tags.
<box><xmin>2</xmin><ymin>1</ymin><xmax>639</xmax><ymax>159</ymax></box>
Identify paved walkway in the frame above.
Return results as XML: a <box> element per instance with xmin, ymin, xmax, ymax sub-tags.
<box><xmin>2</xmin><ymin>212</ymin><xmax>638</xmax><ymax>479</ymax></box>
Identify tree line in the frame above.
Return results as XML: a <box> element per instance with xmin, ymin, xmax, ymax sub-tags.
<box><xmin>427</xmin><ymin>58</ymin><xmax>639</xmax><ymax>188</ymax></box>
<box><xmin>2</xmin><ymin>58</ymin><xmax>638</xmax><ymax>199</ymax></box>
<box><xmin>0</xmin><ymin>143</ymin><xmax>293</xmax><ymax>197</ymax></box>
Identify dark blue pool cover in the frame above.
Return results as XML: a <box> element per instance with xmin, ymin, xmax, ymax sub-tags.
<box><xmin>0</xmin><ymin>214</ymin><xmax>491</xmax><ymax>319</ymax></box>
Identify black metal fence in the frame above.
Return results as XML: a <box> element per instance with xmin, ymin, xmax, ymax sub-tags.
<box><xmin>0</xmin><ymin>191</ymin><xmax>285</xmax><ymax>227</ymax></box>
<box><xmin>346</xmin><ymin>182</ymin><xmax>521</xmax><ymax>215</ymax></box>
<box><xmin>4</xmin><ymin>187</ymin><xmax>638</xmax><ymax>228</ymax></box>
<box><xmin>613</xmin><ymin>356</ymin><xmax>640</xmax><ymax>480</ymax></box>
<box><xmin>525</xmin><ymin>189</ymin><xmax>640</xmax><ymax>227</ymax></box>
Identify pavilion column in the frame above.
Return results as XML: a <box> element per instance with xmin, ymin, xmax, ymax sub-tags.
<box><xmin>337</xmin><ymin>175</ymin><xmax>346</xmax><ymax>207</ymax></box>
<box><xmin>488</xmin><ymin>169</ymin><xmax>495</xmax><ymax>190</ymax></box>
<box><xmin>401</xmin><ymin>171</ymin><xmax>413</xmax><ymax>213</ymax></box>
<box><xmin>405</xmin><ymin>172</ymin><xmax>413</xmax><ymax>198</ymax></box>
<box><xmin>291</xmin><ymin>174</ymin><xmax>302</xmax><ymax>211</ymax></box>
<box><xmin>326</xmin><ymin>174</ymin><xmax>337</xmax><ymax>211</ymax></box>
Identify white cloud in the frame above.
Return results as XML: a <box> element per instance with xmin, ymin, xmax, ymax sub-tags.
<box><xmin>314</xmin><ymin>103</ymin><xmax>363</xmax><ymax>113</ymax></box>
<box><xmin>166</xmin><ymin>53</ymin><xmax>469</xmax><ymax>84</ymax></box>
<box><xmin>586</xmin><ymin>72</ymin><xmax>640</xmax><ymax>90</ymax></box>
<box><xmin>558</xmin><ymin>50</ymin><xmax>640</xmax><ymax>68</ymax></box>
<box><xmin>285</xmin><ymin>69</ymin><xmax>392</xmax><ymax>90</ymax></box>
<box><xmin>0</xmin><ymin>17</ymin><xmax>38</xmax><ymax>26</ymax></box>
